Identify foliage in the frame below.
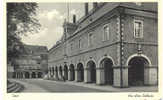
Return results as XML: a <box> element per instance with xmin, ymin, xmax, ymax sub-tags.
<box><xmin>7</xmin><ymin>3</ymin><xmax>41</xmax><ymax>62</ymax></box>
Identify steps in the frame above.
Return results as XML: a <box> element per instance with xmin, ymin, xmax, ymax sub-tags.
<box><xmin>7</xmin><ymin>82</ymin><xmax>24</xmax><ymax>93</ymax></box>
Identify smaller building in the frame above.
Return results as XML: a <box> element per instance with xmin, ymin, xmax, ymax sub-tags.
<box><xmin>7</xmin><ymin>63</ymin><xmax>14</xmax><ymax>78</ymax></box>
<box><xmin>11</xmin><ymin>44</ymin><xmax>48</xmax><ymax>79</ymax></box>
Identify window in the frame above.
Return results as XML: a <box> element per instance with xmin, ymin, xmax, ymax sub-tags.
<box><xmin>79</xmin><ymin>39</ymin><xmax>81</xmax><ymax>49</ymax></box>
<box><xmin>88</xmin><ymin>33</ymin><xmax>93</xmax><ymax>46</ymax></box>
<box><xmin>134</xmin><ymin>20</ymin><xmax>143</xmax><ymax>38</ymax></box>
<box><xmin>103</xmin><ymin>24</ymin><xmax>110</xmax><ymax>41</ymax></box>
<box><xmin>70</xmin><ymin>43</ymin><xmax>73</xmax><ymax>50</ymax></box>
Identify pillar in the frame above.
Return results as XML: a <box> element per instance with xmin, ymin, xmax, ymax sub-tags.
<box><xmin>52</xmin><ymin>70</ymin><xmax>55</xmax><ymax>79</ymax></box>
<box><xmin>35</xmin><ymin>72</ymin><xmax>38</xmax><ymax>78</ymax></box>
<box><xmin>29</xmin><ymin>72</ymin><xmax>32</xmax><ymax>79</ymax></box>
<box><xmin>22</xmin><ymin>72</ymin><xmax>25</xmax><ymax>79</ymax></box>
<box><xmin>58</xmin><ymin>71</ymin><xmax>61</xmax><ymax>79</ymax></box>
<box><xmin>144</xmin><ymin>66</ymin><xmax>158</xmax><ymax>85</ymax></box>
<box><xmin>84</xmin><ymin>68</ymin><xmax>91</xmax><ymax>83</ymax></box>
<box><xmin>75</xmin><ymin>69</ymin><xmax>78</xmax><ymax>82</ymax></box>
<box><xmin>68</xmin><ymin>69</ymin><xmax>71</xmax><ymax>81</ymax></box>
<box><xmin>96</xmin><ymin>67</ymin><xmax>105</xmax><ymax>85</ymax></box>
<box><xmin>121</xmin><ymin>67</ymin><xmax>128</xmax><ymax>87</ymax></box>
<box><xmin>113</xmin><ymin>66</ymin><xmax>128</xmax><ymax>88</ymax></box>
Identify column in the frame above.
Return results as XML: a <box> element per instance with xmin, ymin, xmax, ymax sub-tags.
<box><xmin>144</xmin><ymin>66</ymin><xmax>158</xmax><ymax>85</ymax></box>
<box><xmin>55</xmin><ymin>70</ymin><xmax>58</xmax><ymax>80</ymax></box>
<box><xmin>96</xmin><ymin>67</ymin><xmax>105</xmax><ymax>85</ymax></box>
<box><xmin>84</xmin><ymin>68</ymin><xmax>91</xmax><ymax>83</ymax></box>
<box><xmin>113</xmin><ymin>67</ymin><xmax>121</xmax><ymax>87</ymax></box>
<box><xmin>35</xmin><ymin>72</ymin><xmax>38</xmax><ymax>78</ymax></box>
<box><xmin>52</xmin><ymin>70</ymin><xmax>55</xmax><ymax>79</ymax></box>
<box><xmin>29</xmin><ymin>72</ymin><xmax>32</xmax><ymax>79</ymax></box>
<box><xmin>75</xmin><ymin>69</ymin><xmax>78</xmax><ymax>82</ymax></box>
<box><xmin>22</xmin><ymin>72</ymin><xmax>25</xmax><ymax>79</ymax></box>
<box><xmin>68</xmin><ymin>69</ymin><xmax>71</xmax><ymax>81</ymax></box>
<box><xmin>121</xmin><ymin>66</ymin><xmax>128</xmax><ymax>87</ymax></box>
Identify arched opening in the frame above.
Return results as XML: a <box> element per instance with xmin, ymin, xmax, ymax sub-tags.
<box><xmin>21</xmin><ymin>72</ymin><xmax>23</xmax><ymax>78</ymax></box>
<box><xmin>55</xmin><ymin>67</ymin><xmax>58</xmax><ymax>79</ymax></box>
<box><xmin>128</xmin><ymin>56</ymin><xmax>149</xmax><ymax>86</ymax></box>
<box><xmin>52</xmin><ymin>67</ymin><xmax>54</xmax><ymax>76</ymax></box>
<box><xmin>100</xmin><ymin>58</ymin><xmax>113</xmax><ymax>85</ymax></box>
<box><xmin>13</xmin><ymin>72</ymin><xmax>16</xmax><ymax>78</ymax></box>
<box><xmin>77</xmin><ymin>63</ymin><xmax>84</xmax><ymax>82</ymax></box>
<box><xmin>32</xmin><ymin>72</ymin><xmax>36</xmax><ymax>78</ymax></box>
<box><xmin>63</xmin><ymin>65</ymin><xmax>68</xmax><ymax>80</ymax></box>
<box><xmin>19</xmin><ymin>72</ymin><xmax>22</xmax><ymax>78</ymax></box>
<box><xmin>25</xmin><ymin>72</ymin><xmax>30</xmax><ymax>78</ymax></box>
<box><xmin>87</xmin><ymin>60</ymin><xmax>96</xmax><ymax>83</ymax></box>
<box><xmin>69</xmin><ymin>64</ymin><xmax>75</xmax><ymax>81</ymax></box>
<box><xmin>38</xmin><ymin>72</ymin><xmax>42</xmax><ymax>78</ymax></box>
<box><xmin>59</xmin><ymin>66</ymin><xmax>63</xmax><ymax>77</ymax></box>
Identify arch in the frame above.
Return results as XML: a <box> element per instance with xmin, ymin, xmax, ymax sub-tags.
<box><xmin>32</xmin><ymin>72</ymin><xmax>36</xmax><ymax>78</ymax></box>
<box><xmin>55</xmin><ymin>66</ymin><xmax>59</xmax><ymax>79</ymax></box>
<box><xmin>38</xmin><ymin>72</ymin><xmax>43</xmax><ymax>78</ymax></box>
<box><xmin>63</xmin><ymin>65</ymin><xmax>68</xmax><ymax>80</ymax></box>
<box><xmin>87</xmin><ymin>60</ymin><xmax>96</xmax><ymax>83</ymax></box>
<box><xmin>100</xmin><ymin>57</ymin><xmax>114</xmax><ymax>85</ymax></box>
<box><xmin>25</xmin><ymin>72</ymin><xmax>30</xmax><ymax>78</ymax></box>
<box><xmin>98</xmin><ymin>55</ymin><xmax>115</xmax><ymax>68</ymax></box>
<box><xmin>59</xmin><ymin>66</ymin><xmax>63</xmax><ymax>77</ymax></box>
<box><xmin>126</xmin><ymin>54</ymin><xmax>152</xmax><ymax>66</ymax></box>
<box><xmin>69</xmin><ymin>64</ymin><xmax>75</xmax><ymax>81</ymax></box>
<box><xmin>128</xmin><ymin>56</ymin><xmax>150</xmax><ymax>86</ymax></box>
<box><xmin>85</xmin><ymin>58</ymin><xmax>97</xmax><ymax>68</ymax></box>
<box><xmin>77</xmin><ymin>63</ymin><xmax>84</xmax><ymax>82</ymax></box>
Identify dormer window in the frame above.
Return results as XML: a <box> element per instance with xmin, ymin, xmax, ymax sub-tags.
<box><xmin>134</xmin><ymin>20</ymin><xmax>143</xmax><ymax>38</ymax></box>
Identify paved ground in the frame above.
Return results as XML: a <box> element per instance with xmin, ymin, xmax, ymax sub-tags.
<box><xmin>9</xmin><ymin>79</ymin><xmax>158</xmax><ymax>92</ymax></box>
<box><xmin>10</xmin><ymin>79</ymin><xmax>106</xmax><ymax>92</ymax></box>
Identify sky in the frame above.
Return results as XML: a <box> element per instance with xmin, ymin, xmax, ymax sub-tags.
<box><xmin>22</xmin><ymin>3</ymin><xmax>93</xmax><ymax>49</ymax></box>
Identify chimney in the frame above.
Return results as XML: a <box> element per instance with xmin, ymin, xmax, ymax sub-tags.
<box><xmin>73</xmin><ymin>14</ymin><xmax>76</xmax><ymax>23</ymax></box>
<box><xmin>93</xmin><ymin>2</ymin><xmax>98</xmax><ymax>9</ymax></box>
<box><xmin>85</xmin><ymin>3</ymin><xmax>89</xmax><ymax>16</ymax></box>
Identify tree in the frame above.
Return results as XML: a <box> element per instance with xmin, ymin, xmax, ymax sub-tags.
<box><xmin>7</xmin><ymin>3</ymin><xmax>41</xmax><ymax>62</ymax></box>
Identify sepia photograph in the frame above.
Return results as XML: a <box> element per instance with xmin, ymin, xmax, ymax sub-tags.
<box><xmin>6</xmin><ymin>2</ymin><xmax>158</xmax><ymax>93</ymax></box>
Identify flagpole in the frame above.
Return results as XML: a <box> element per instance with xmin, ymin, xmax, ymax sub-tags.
<box><xmin>67</xmin><ymin>3</ymin><xmax>69</xmax><ymax>22</ymax></box>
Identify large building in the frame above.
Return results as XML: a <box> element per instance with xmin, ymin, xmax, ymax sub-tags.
<box><xmin>48</xmin><ymin>2</ymin><xmax>158</xmax><ymax>88</ymax></box>
<box><xmin>10</xmin><ymin>45</ymin><xmax>48</xmax><ymax>79</ymax></box>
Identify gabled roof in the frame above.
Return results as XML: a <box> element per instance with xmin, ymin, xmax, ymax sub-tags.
<box><xmin>23</xmin><ymin>44</ymin><xmax>48</xmax><ymax>55</ymax></box>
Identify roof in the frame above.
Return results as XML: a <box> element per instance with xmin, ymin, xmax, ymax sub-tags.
<box><xmin>49</xmin><ymin>2</ymin><xmax>157</xmax><ymax>52</ymax></box>
<box><xmin>23</xmin><ymin>44</ymin><xmax>48</xmax><ymax>55</ymax></box>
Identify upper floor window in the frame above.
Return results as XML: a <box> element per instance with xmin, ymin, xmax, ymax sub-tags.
<box><xmin>70</xmin><ymin>43</ymin><xmax>73</xmax><ymax>50</ymax></box>
<box><xmin>134</xmin><ymin>20</ymin><xmax>143</xmax><ymax>38</ymax></box>
<box><xmin>79</xmin><ymin>39</ymin><xmax>81</xmax><ymax>49</ymax></box>
<box><xmin>103</xmin><ymin>24</ymin><xmax>110</xmax><ymax>41</ymax></box>
<box><xmin>88</xmin><ymin>33</ymin><xmax>93</xmax><ymax>46</ymax></box>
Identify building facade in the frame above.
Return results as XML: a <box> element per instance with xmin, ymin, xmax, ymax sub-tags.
<box><xmin>12</xmin><ymin>45</ymin><xmax>48</xmax><ymax>79</ymax></box>
<box><xmin>48</xmin><ymin>2</ymin><xmax>158</xmax><ymax>87</ymax></box>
